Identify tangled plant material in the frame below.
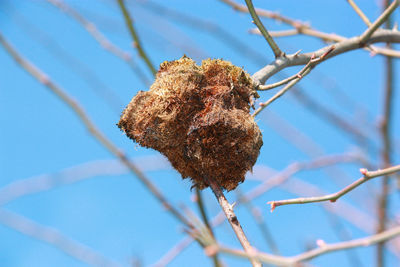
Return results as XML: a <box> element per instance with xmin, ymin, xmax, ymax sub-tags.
<box><xmin>118</xmin><ymin>56</ymin><xmax>263</xmax><ymax>191</ymax></box>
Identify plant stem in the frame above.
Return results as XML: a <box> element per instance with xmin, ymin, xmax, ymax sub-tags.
<box><xmin>117</xmin><ymin>0</ymin><xmax>157</xmax><ymax>75</ymax></box>
<box><xmin>205</xmin><ymin>177</ymin><xmax>261</xmax><ymax>267</ymax></box>
<box><xmin>244</xmin><ymin>0</ymin><xmax>283</xmax><ymax>58</ymax></box>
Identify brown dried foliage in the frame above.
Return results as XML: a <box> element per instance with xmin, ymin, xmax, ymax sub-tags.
<box><xmin>118</xmin><ymin>56</ymin><xmax>263</xmax><ymax>191</ymax></box>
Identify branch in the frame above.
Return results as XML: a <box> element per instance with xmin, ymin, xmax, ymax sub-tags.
<box><xmin>268</xmin><ymin>164</ymin><xmax>400</xmax><ymax>210</ymax></box>
<box><xmin>139</xmin><ymin>0</ymin><xmax>268</xmax><ymax>66</ymax></box>
<box><xmin>204</xmin><ymin>177</ymin><xmax>261</xmax><ymax>267</ymax></box>
<box><xmin>225</xmin><ymin>0</ymin><xmax>400</xmax><ymax>58</ymax></box>
<box><xmin>347</xmin><ymin>0</ymin><xmax>372</xmax><ymax>26</ymax></box>
<box><xmin>46</xmin><ymin>0</ymin><xmax>148</xmax><ymax>79</ymax></box>
<box><xmin>220</xmin><ymin>0</ymin><xmax>309</xmax><ymax>30</ymax></box>
<box><xmin>377</xmin><ymin>0</ymin><xmax>396</xmax><ymax>264</ymax></box>
<box><xmin>245</xmin><ymin>153</ymin><xmax>360</xmax><ymax>201</ymax></box>
<box><xmin>235</xmin><ymin>189</ymin><xmax>280</xmax><ymax>254</ymax></box>
<box><xmin>0</xmin><ymin>155</ymin><xmax>170</xmax><ymax>206</ymax></box>
<box><xmin>291</xmin><ymin>89</ymin><xmax>372</xmax><ymax>148</ymax></box>
<box><xmin>244</xmin><ymin>0</ymin><xmax>283</xmax><ymax>57</ymax></box>
<box><xmin>253</xmin><ymin>46</ymin><xmax>334</xmax><ymax>114</ymax></box>
<box><xmin>195</xmin><ymin>189</ymin><xmax>222</xmax><ymax>267</ymax></box>
<box><xmin>359</xmin><ymin>0</ymin><xmax>399</xmax><ymax>44</ymax></box>
<box><xmin>161</xmin><ymin>154</ymin><xmax>379</xmax><ymax>266</ymax></box>
<box><xmin>250</xmin><ymin>26</ymin><xmax>400</xmax><ymax>58</ymax></box>
<box><xmin>0</xmin><ymin>32</ymin><xmax>192</xmax><ymax>229</ymax></box>
<box><xmin>0</xmin><ymin>209</ymin><xmax>121</xmax><ymax>267</ymax></box>
<box><xmin>116</xmin><ymin>0</ymin><xmax>157</xmax><ymax>75</ymax></box>
<box><xmin>153</xmin><ymin>236</ymin><xmax>194</xmax><ymax>267</ymax></box>
<box><xmin>252</xmin><ymin>29</ymin><xmax>400</xmax><ymax>86</ymax></box>
<box><xmin>253</xmin><ymin>69</ymin><xmax>308</xmax><ymax>116</ymax></box>
<box><xmin>217</xmin><ymin>225</ymin><xmax>400</xmax><ymax>265</ymax></box>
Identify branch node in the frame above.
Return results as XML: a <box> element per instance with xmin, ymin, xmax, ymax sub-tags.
<box><xmin>316</xmin><ymin>239</ymin><xmax>327</xmax><ymax>247</ymax></box>
<box><xmin>293</xmin><ymin>49</ymin><xmax>302</xmax><ymax>57</ymax></box>
<box><xmin>204</xmin><ymin>244</ymin><xmax>219</xmax><ymax>257</ymax></box>
<box><xmin>360</xmin><ymin>168</ymin><xmax>368</xmax><ymax>175</ymax></box>
<box><xmin>268</xmin><ymin>201</ymin><xmax>276</xmax><ymax>212</ymax></box>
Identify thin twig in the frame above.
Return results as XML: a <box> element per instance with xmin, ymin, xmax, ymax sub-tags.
<box><xmin>46</xmin><ymin>0</ymin><xmax>148</xmax><ymax>79</ymax></box>
<box><xmin>268</xmin><ymin>164</ymin><xmax>400</xmax><ymax>210</ymax></box>
<box><xmin>225</xmin><ymin>0</ymin><xmax>400</xmax><ymax>57</ymax></box>
<box><xmin>0</xmin><ymin>209</ymin><xmax>121</xmax><ymax>267</ymax></box>
<box><xmin>252</xmin><ymin>29</ymin><xmax>400</xmax><ymax>86</ymax></box>
<box><xmin>253</xmin><ymin>46</ymin><xmax>334</xmax><ymax>115</ymax></box>
<box><xmin>220</xmin><ymin>0</ymin><xmax>309</xmax><ymax>30</ymax></box>
<box><xmin>244</xmin><ymin>0</ymin><xmax>283</xmax><ymax>58</ymax></box>
<box><xmin>258</xmin><ymin>63</ymin><xmax>304</xmax><ymax>91</ymax></box>
<box><xmin>0</xmin><ymin>32</ymin><xmax>192</xmax><ymax>229</ymax></box>
<box><xmin>347</xmin><ymin>0</ymin><xmax>372</xmax><ymax>26</ymax></box>
<box><xmin>217</xmin><ymin>225</ymin><xmax>400</xmax><ymax>265</ymax></box>
<box><xmin>236</xmin><ymin>190</ymin><xmax>280</xmax><ymax>254</ymax></box>
<box><xmin>377</xmin><ymin>0</ymin><xmax>395</xmax><ymax>264</ymax></box>
<box><xmin>8</xmin><ymin>9</ymin><xmax>131</xmax><ymax>112</ymax></box>
<box><xmin>291</xmin><ymin>89</ymin><xmax>372</xmax><ymax>149</ymax></box>
<box><xmin>204</xmin><ymin>177</ymin><xmax>261</xmax><ymax>267</ymax></box>
<box><xmin>250</xmin><ymin>27</ymin><xmax>400</xmax><ymax>58</ymax></box>
<box><xmin>322</xmin><ymin>207</ymin><xmax>364</xmax><ymax>267</ymax></box>
<box><xmin>152</xmin><ymin>236</ymin><xmax>194</xmax><ymax>267</ymax></box>
<box><xmin>117</xmin><ymin>0</ymin><xmax>157</xmax><ymax>75</ymax></box>
<box><xmin>195</xmin><ymin>189</ymin><xmax>222</xmax><ymax>267</ymax></box>
<box><xmin>253</xmin><ymin>68</ymin><xmax>310</xmax><ymax>116</ymax></box>
<box><xmin>0</xmin><ymin>155</ymin><xmax>170</xmax><ymax>206</ymax></box>
<box><xmin>245</xmin><ymin>153</ymin><xmax>360</xmax><ymax>201</ymax></box>
<box><xmin>139</xmin><ymin>0</ymin><xmax>268</xmax><ymax>66</ymax></box>
<box><xmin>161</xmin><ymin>153</ymin><xmax>365</xmax><ymax>266</ymax></box>
<box><xmin>359</xmin><ymin>0</ymin><xmax>399</xmax><ymax>44</ymax></box>
<box><xmin>264</xmin><ymin>29</ymin><xmax>299</xmax><ymax>38</ymax></box>
<box><xmin>161</xmin><ymin>156</ymin><xmax>384</xmax><ymax>266</ymax></box>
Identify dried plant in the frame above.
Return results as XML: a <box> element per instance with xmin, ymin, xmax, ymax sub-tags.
<box><xmin>118</xmin><ymin>56</ymin><xmax>263</xmax><ymax>191</ymax></box>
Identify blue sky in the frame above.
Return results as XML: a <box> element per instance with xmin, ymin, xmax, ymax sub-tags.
<box><xmin>1</xmin><ymin>0</ymin><xmax>400</xmax><ymax>266</ymax></box>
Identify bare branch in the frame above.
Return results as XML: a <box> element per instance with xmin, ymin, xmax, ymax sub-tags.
<box><xmin>250</xmin><ymin>27</ymin><xmax>400</xmax><ymax>58</ymax></box>
<box><xmin>152</xmin><ymin>236</ymin><xmax>194</xmax><ymax>267</ymax></box>
<box><xmin>252</xmin><ymin>29</ymin><xmax>400</xmax><ymax>86</ymax></box>
<box><xmin>0</xmin><ymin>209</ymin><xmax>121</xmax><ymax>267</ymax></box>
<box><xmin>235</xmin><ymin>189</ymin><xmax>280</xmax><ymax>254</ymax></box>
<box><xmin>245</xmin><ymin>153</ymin><xmax>360</xmax><ymax>201</ymax></box>
<box><xmin>0</xmin><ymin>156</ymin><xmax>169</xmax><ymax>206</ymax></box>
<box><xmin>220</xmin><ymin>0</ymin><xmax>309</xmax><ymax>30</ymax></box>
<box><xmin>377</xmin><ymin>0</ymin><xmax>396</xmax><ymax>264</ymax></box>
<box><xmin>116</xmin><ymin>0</ymin><xmax>157</xmax><ymax>75</ymax></box>
<box><xmin>268</xmin><ymin>164</ymin><xmax>400</xmax><ymax>210</ymax></box>
<box><xmin>359</xmin><ymin>0</ymin><xmax>399</xmax><ymax>44</ymax></box>
<box><xmin>226</xmin><ymin>0</ymin><xmax>400</xmax><ymax>58</ymax></box>
<box><xmin>253</xmin><ymin>46</ymin><xmax>334</xmax><ymax>115</ymax></box>
<box><xmin>253</xmin><ymin>69</ymin><xmax>309</xmax><ymax>116</ymax></box>
<box><xmin>243</xmin><ymin>0</ymin><xmax>283</xmax><ymax>57</ymax></box>
<box><xmin>205</xmin><ymin>177</ymin><xmax>261</xmax><ymax>267</ymax></box>
<box><xmin>0</xmin><ymin>32</ymin><xmax>192</xmax><ymax>229</ymax></box>
<box><xmin>217</xmin><ymin>225</ymin><xmax>400</xmax><ymax>265</ymax></box>
<box><xmin>195</xmin><ymin>189</ymin><xmax>222</xmax><ymax>267</ymax></box>
<box><xmin>139</xmin><ymin>0</ymin><xmax>268</xmax><ymax>66</ymax></box>
<box><xmin>46</xmin><ymin>0</ymin><xmax>148</xmax><ymax>78</ymax></box>
<box><xmin>347</xmin><ymin>0</ymin><xmax>372</xmax><ymax>26</ymax></box>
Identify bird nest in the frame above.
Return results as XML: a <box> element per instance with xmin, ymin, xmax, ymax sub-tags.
<box><xmin>118</xmin><ymin>56</ymin><xmax>263</xmax><ymax>191</ymax></box>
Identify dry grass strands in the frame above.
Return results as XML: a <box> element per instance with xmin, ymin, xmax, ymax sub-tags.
<box><xmin>118</xmin><ymin>56</ymin><xmax>263</xmax><ymax>191</ymax></box>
